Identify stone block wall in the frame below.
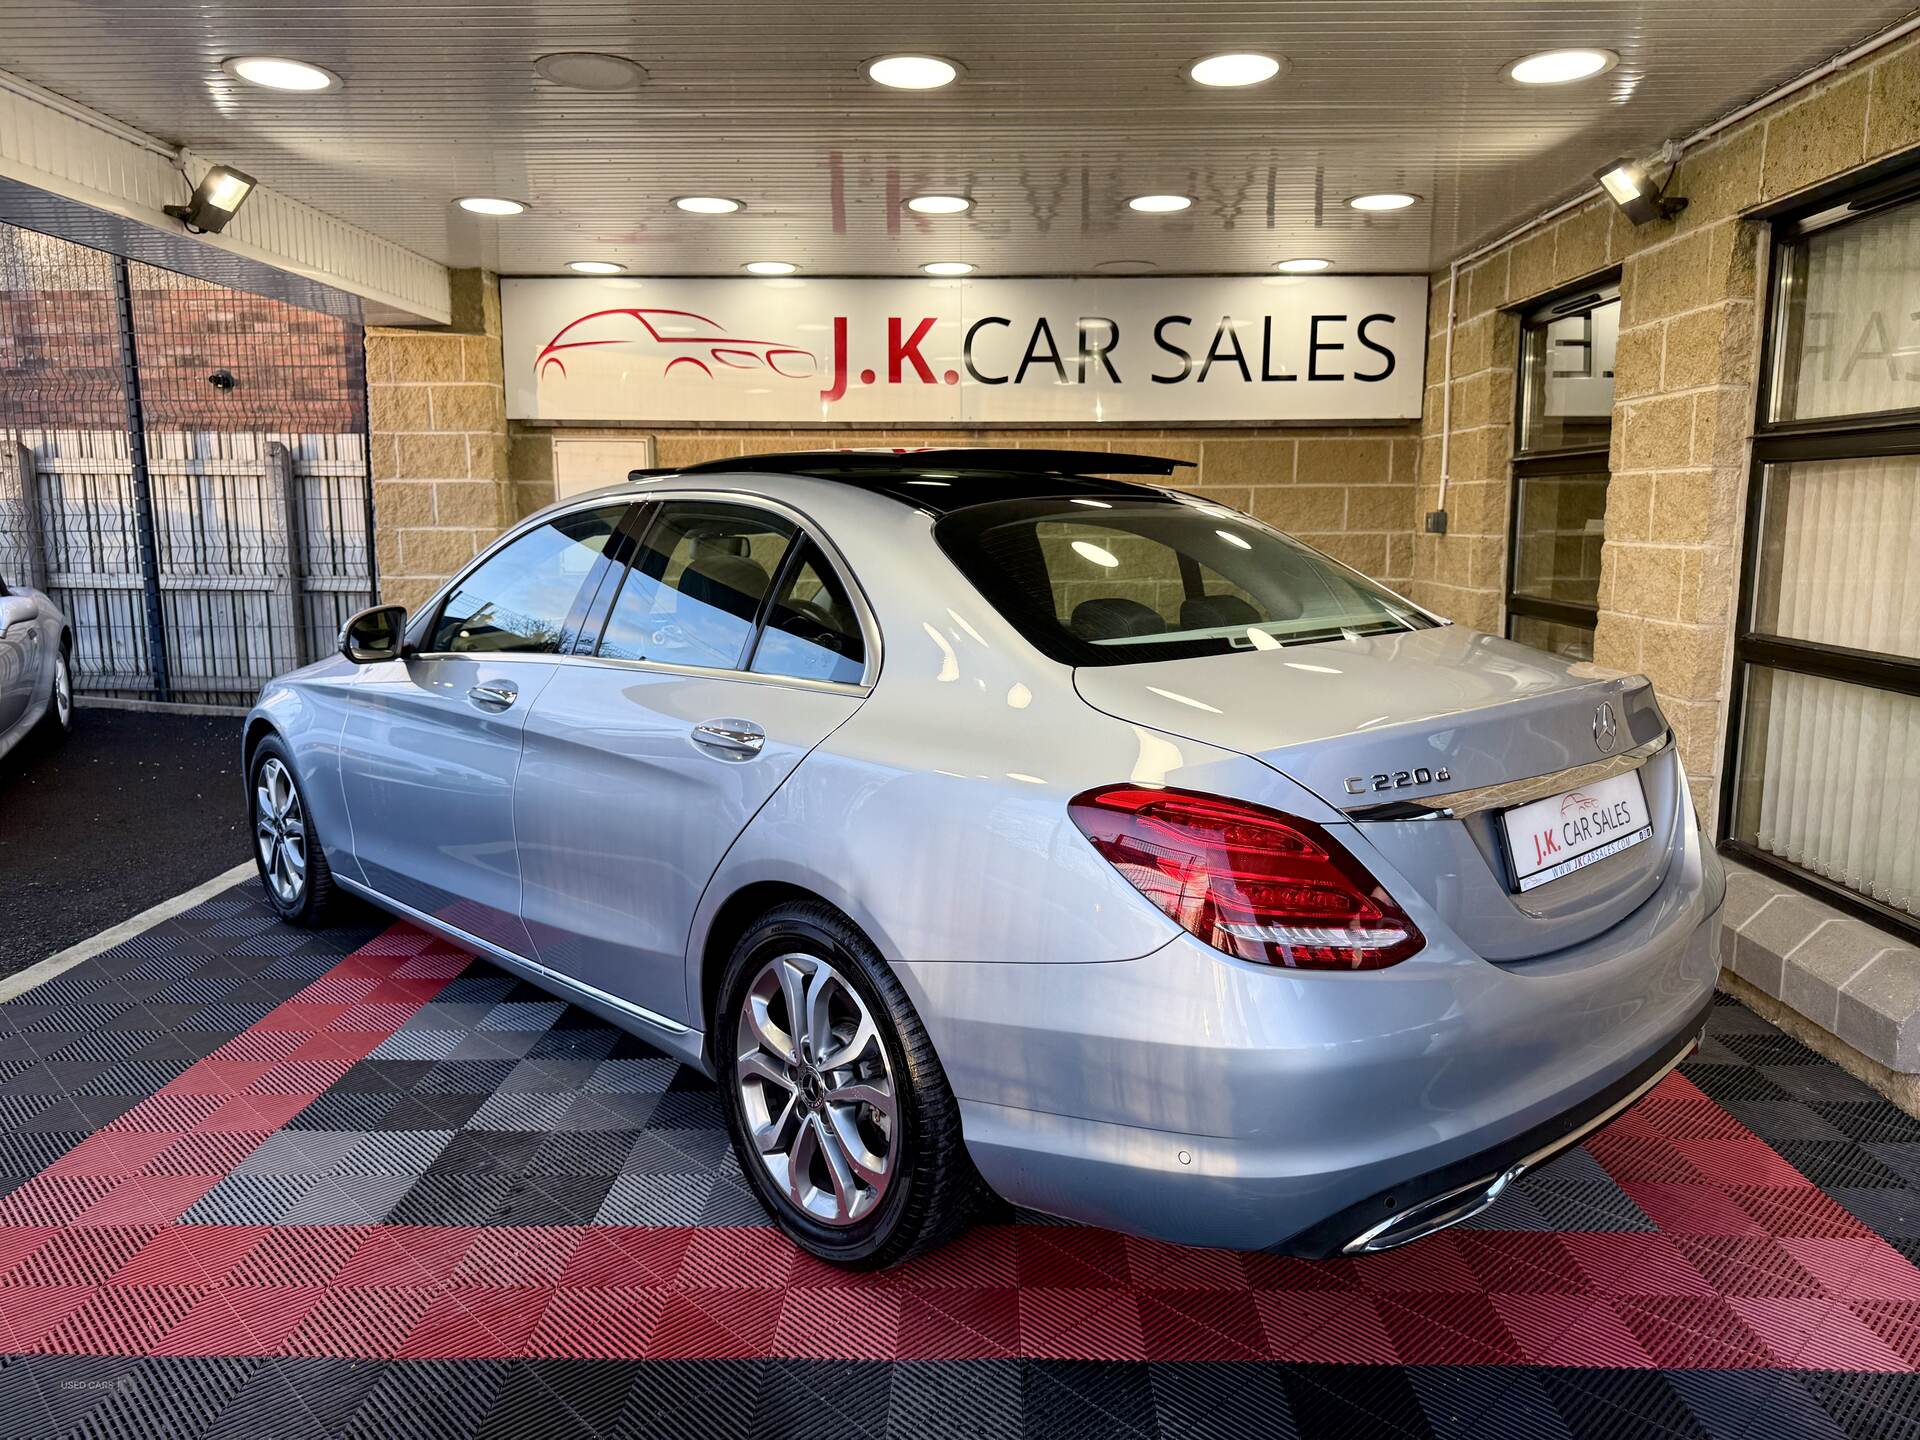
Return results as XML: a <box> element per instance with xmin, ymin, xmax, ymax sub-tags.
<box><xmin>364</xmin><ymin>269</ymin><xmax>511</xmax><ymax>614</ymax></box>
<box><xmin>507</xmin><ymin>423</ymin><xmax>1421</xmax><ymax>588</ymax></box>
<box><xmin>1413</xmin><ymin>30</ymin><xmax>1920</xmax><ymax>826</ymax></box>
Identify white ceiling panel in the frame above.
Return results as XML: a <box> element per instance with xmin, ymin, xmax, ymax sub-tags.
<box><xmin>0</xmin><ymin>1</ymin><xmax>1908</xmax><ymax>279</ymax></box>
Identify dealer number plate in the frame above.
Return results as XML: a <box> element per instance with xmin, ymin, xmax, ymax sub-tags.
<box><xmin>1500</xmin><ymin>769</ymin><xmax>1653</xmax><ymax>892</ymax></box>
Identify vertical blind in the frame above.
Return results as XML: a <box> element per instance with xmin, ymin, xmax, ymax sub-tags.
<box><xmin>1777</xmin><ymin>198</ymin><xmax>1920</xmax><ymax>421</ymax></box>
<box><xmin>1753</xmin><ymin>456</ymin><xmax>1920</xmax><ymax>660</ymax></box>
<box><xmin>1749</xmin><ymin>668</ymin><xmax>1920</xmax><ymax>918</ymax></box>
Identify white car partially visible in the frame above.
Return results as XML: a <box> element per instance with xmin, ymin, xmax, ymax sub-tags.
<box><xmin>0</xmin><ymin>573</ymin><xmax>73</xmax><ymax>763</ymax></box>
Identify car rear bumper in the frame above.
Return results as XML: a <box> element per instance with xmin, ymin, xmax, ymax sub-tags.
<box><xmin>1278</xmin><ymin>993</ymin><xmax>1708</xmax><ymax>1256</ymax></box>
<box><xmin>902</xmin><ymin>850</ymin><xmax>1723</xmax><ymax>1253</ymax></box>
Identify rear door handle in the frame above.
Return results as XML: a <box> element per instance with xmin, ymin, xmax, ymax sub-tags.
<box><xmin>692</xmin><ymin>719</ymin><xmax>766</xmax><ymax>756</ymax></box>
<box><xmin>468</xmin><ymin>682</ymin><xmax>519</xmax><ymax>711</ymax></box>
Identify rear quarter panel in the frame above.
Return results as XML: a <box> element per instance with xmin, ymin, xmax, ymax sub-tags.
<box><xmin>683</xmin><ymin>495</ymin><xmax>1351</xmax><ymax>1019</ymax></box>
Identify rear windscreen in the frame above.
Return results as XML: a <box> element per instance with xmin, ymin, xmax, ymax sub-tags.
<box><xmin>935</xmin><ymin>494</ymin><xmax>1435</xmax><ymax>666</ymax></box>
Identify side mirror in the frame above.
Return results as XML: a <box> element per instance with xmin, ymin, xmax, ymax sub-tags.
<box><xmin>339</xmin><ymin>604</ymin><xmax>409</xmax><ymax>664</ymax></box>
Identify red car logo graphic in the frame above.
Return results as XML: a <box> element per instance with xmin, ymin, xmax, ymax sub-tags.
<box><xmin>1558</xmin><ymin>790</ymin><xmax>1600</xmax><ymax>816</ymax></box>
<box><xmin>534</xmin><ymin>308</ymin><xmax>817</xmax><ymax>381</ymax></box>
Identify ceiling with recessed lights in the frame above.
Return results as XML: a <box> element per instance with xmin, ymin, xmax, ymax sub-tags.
<box><xmin>0</xmin><ymin>1</ymin><xmax>1907</xmax><ymax>279</ymax></box>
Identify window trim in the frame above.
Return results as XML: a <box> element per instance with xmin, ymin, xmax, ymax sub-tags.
<box><xmin>405</xmin><ymin>488</ymin><xmax>882</xmax><ymax>693</ymax></box>
<box><xmin>1717</xmin><ymin>183</ymin><xmax>1920</xmax><ymax>945</ymax></box>
<box><xmin>1506</xmin><ymin>276</ymin><xmax>1621</xmax><ymax>652</ymax></box>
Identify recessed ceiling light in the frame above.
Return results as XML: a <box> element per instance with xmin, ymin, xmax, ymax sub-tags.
<box><xmin>866</xmin><ymin>55</ymin><xmax>960</xmax><ymax>89</ymax></box>
<box><xmin>672</xmin><ymin>196</ymin><xmax>744</xmax><ymax>214</ymax></box>
<box><xmin>905</xmin><ymin>194</ymin><xmax>973</xmax><ymax>215</ymax></box>
<box><xmin>1186</xmin><ymin>52</ymin><xmax>1284</xmax><ymax>87</ymax></box>
<box><xmin>456</xmin><ymin>196</ymin><xmax>528</xmax><ymax>216</ymax></box>
<box><xmin>567</xmin><ymin>260</ymin><xmax>625</xmax><ymax>274</ymax></box>
<box><xmin>1347</xmin><ymin>192</ymin><xmax>1419</xmax><ymax>212</ymax></box>
<box><xmin>220</xmin><ymin>56</ymin><xmax>342</xmax><ymax>93</ymax></box>
<box><xmin>1275</xmin><ymin>257</ymin><xmax>1331</xmax><ymax>273</ymax></box>
<box><xmin>1504</xmin><ymin>48</ymin><xmax>1619</xmax><ymax>85</ymax></box>
<box><xmin>744</xmin><ymin>261</ymin><xmax>798</xmax><ymax>275</ymax></box>
<box><xmin>1094</xmin><ymin>259</ymin><xmax>1157</xmax><ymax>273</ymax></box>
<box><xmin>534</xmin><ymin>52</ymin><xmax>648</xmax><ymax>91</ymax></box>
<box><xmin>1127</xmin><ymin>194</ymin><xmax>1193</xmax><ymax>213</ymax></box>
<box><xmin>921</xmin><ymin>261</ymin><xmax>975</xmax><ymax>276</ymax></box>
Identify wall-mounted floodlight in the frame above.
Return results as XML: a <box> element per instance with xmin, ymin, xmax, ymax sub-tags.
<box><xmin>164</xmin><ymin>165</ymin><xmax>257</xmax><ymax>234</ymax></box>
<box><xmin>1594</xmin><ymin>155</ymin><xmax>1686</xmax><ymax>226</ymax></box>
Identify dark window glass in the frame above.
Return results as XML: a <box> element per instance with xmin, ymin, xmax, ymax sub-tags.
<box><xmin>429</xmin><ymin>506</ymin><xmax>623</xmax><ymax>655</ymax></box>
<box><xmin>749</xmin><ymin>541</ymin><xmax>867</xmax><ymax>684</ymax></box>
<box><xmin>1517</xmin><ymin>297</ymin><xmax>1619</xmax><ymax>455</ymax></box>
<box><xmin>1511</xmin><ymin>470</ymin><xmax>1609</xmax><ymax>611</ymax></box>
<box><xmin>1507</xmin><ymin>613</ymin><xmax>1595</xmax><ymax>663</ymax></box>
<box><xmin>597</xmin><ymin>501</ymin><xmax>794</xmax><ymax>670</ymax></box>
<box><xmin>937</xmin><ymin>495</ymin><xmax>1431</xmax><ymax>667</ymax></box>
<box><xmin>1507</xmin><ymin>285</ymin><xmax>1617</xmax><ymax>659</ymax></box>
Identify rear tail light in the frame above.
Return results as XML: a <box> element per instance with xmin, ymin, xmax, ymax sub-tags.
<box><xmin>1068</xmin><ymin>785</ymin><xmax>1424</xmax><ymax>970</ymax></box>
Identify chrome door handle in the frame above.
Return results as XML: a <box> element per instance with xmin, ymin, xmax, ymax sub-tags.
<box><xmin>467</xmin><ymin>683</ymin><xmax>519</xmax><ymax>711</ymax></box>
<box><xmin>692</xmin><ymin>719</ymin><xmax>765</xmax><ymax>755</ymax></box>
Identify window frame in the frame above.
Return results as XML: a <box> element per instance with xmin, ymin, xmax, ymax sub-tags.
<box><xmin>410</xmin><ymin>489</ymin><xmax>881</xmax><ymax>693</ymax></box>
<box><xmin>1506</xmin><ymin>277</ymin><xmax>1622</xmax><ymax>653</ymax></box>
<box><xmin>1718</xmin><ymin>171</ymin><xmax>1920</xmax><ymax>944</ymax></box>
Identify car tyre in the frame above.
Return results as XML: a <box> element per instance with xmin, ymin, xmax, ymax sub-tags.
<box><xmin>719</xmin><ymin>901</ymin><xmax>985</xmax><ymax>1268</ymax></box>
<box><xmin>249</xmin><ymin>735</ymin><xmax>339</xmax><ymax>927</ymax></box>
<box><xmin>35</xmin><ymin>645</ymin><xmax>73</xmax><ymax>747</ymax></box>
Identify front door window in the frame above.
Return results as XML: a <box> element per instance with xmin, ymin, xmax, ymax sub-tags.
<box><xmin>428</xmin><ymin>505</ymin><xmax>626</xmax><ymax>655</ymax></box>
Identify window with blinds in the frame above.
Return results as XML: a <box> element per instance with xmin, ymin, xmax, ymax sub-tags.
<box><xmin>1726</xmin><ymin>177</ymin><xmax>1920</xmax><ymax>937</ymax></box>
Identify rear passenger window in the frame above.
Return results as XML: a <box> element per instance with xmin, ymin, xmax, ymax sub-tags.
<box><xmin>750</xmin><ymin>542</ymin><xmax>867</xmax><ymax>684</ymax></box>
<box><xmin>596</xmin><ymin>502</ymin><xmax>794</xmax><ymax>670</ymax></box>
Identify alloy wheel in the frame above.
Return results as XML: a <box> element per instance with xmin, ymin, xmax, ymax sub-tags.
<box><xmin>254</xmin><ymin>756</ymin><xmax>308</xmax><ymax>906</ymax></box>
<box><xmin>53</xmin><ymin>653</ymin><xmax>71</xmax><ymax>727</ymax></box>
<box><xmin>735</xmin><ymin>951</ymin><xmax>897</xmax><ymax>1226</ymax></box>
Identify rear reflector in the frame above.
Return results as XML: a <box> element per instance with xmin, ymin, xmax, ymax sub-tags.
<box><xmin>1068</xmin><ymin>785</ymin><xmax>1424</xmax><ymax>969</ymax></box>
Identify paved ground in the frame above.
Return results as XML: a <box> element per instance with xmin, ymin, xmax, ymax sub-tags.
<box><xmin>0</xmin><ymin>707</ymin><xmax>249</xmax><ymax>976</ymax></box>
<box><xmin>0</xmin><ymin>878</ymin><xmax>1915</xmax><ymax>1438</ymax></box>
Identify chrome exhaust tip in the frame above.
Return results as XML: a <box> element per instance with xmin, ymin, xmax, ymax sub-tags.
<box><xmin>1340</xmin><ymin>1024</ymin><xmax>1705</xmax><ymax>1256</ymax></box>
<box><xmin>1341</xmin><ymin>1166</ymin><xmax>1518</xmax><ymax>1254</ymax></box>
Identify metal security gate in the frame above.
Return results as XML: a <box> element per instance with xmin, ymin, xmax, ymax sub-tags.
<box><xmin>0</xmin><ymin>225</ymin><xmax>373</xmax><ymax>703</ymax></box>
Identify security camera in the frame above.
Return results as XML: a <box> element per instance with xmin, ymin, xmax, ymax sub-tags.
<box><xmin>208</xmin><ymin>369</ymin><xmax>236</xmax><ymax>391</ymax></box>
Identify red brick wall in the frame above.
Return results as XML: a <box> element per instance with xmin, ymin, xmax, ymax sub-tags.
<box><xmin>0</xmin><ymin>285</ymin><xmax>123</xmax><ymax>429</ymax></box>
<box><xmin>130</xmin><ymin>275</ymin><xmax>364</xmax><ymax>433</ymax></box>
<box><xmin>0</xmin><ymin>227</ymin><xmax>364</xmax><ymax>436</ymax></box>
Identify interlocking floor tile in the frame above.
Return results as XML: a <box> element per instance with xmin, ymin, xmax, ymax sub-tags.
<box><xmin>0</xmin><ymin>879</ymin><xmax>1915</xmax><ymax>1437</ymax></box>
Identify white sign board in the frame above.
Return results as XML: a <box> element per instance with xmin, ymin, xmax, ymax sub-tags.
<box><xmin>501</xmin><ymin>275</ymin><xmax>1428</xmax><ymax>426</ymax></box>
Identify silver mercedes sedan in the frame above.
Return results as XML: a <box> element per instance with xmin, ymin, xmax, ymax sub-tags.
<box><xmin>0</xmin><ymin>572</ymin><xmax>73</xmax><ymax>764</ymax></box>
<box><xmin>246</xmin><ymin>448</ymin><xmax>1724</xmax><ymax>1267</ymax></box>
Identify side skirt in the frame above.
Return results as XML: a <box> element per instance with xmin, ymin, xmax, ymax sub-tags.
<box><xmin>333</xmin><ymin>872</ymin><xmax>712</xmax><ymax>1074</ymax></box>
